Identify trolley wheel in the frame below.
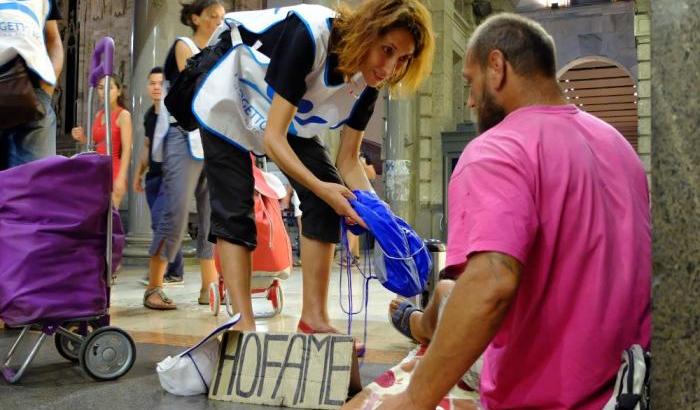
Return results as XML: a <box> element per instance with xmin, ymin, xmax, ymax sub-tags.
<box><xmin>209</xmin><ymin>282</ymin><xmax>220</xmax><ymax>316</ymax></box>
<box><xmin>55</xmin><ymin>321</ymin><xmax>99</xmax><ymax>363</ymax></box>
<box><xmin>224</xmin><ymin>289</ymin><xmax>235</xmax><ymax>317</ymax></box>
<box><xmin>79</xmin><ymin>326</ymin><xmax>136</xmax><ymax>381</ymax></box>
<box><xmin>269</xmin><ymin>282</ymin><xmax>284</xmax><ymax>315</ymax></box>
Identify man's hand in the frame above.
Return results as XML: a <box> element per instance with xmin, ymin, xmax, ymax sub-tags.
<box><xmin>133</xmin><ymin>175</ymin><xmax>145</xmax><ymax>193</ymax></box>
<box><xmin>315</xmin><ymin>181</ymin><xmax>366</xmax><ymax>228</ymax></box>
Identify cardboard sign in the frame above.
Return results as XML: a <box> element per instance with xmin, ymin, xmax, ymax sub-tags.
<box><xmin>209</xmin><ymin>331</ymin><xmax>354</xmax><ymax>409</ymax></box>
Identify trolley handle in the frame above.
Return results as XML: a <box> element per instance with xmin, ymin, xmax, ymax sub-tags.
<box><xmin>86</xmin><ymin>36</ymin><xmax>116</xmax><ymax>289</ymax></box>
<box><xmin>85</xmin><ymin>37</ymin><xmax>116</xmax><ymax>151</ymax></box>
<box><xmin>88</xmin><ymin>37</ymin><xmax>115</xmax><ymax>87</ymax></box>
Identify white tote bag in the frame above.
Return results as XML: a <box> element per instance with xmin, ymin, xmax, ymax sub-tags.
<box><xmin>192</xmin><ymin>23</ymin><xmax>273</xmax><ymax>155</ymax></box>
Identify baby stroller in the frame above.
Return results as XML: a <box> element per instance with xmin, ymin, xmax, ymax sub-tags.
<box><xmin>0</xmin><ymin>37</ymin><xmax>135</xmax><ymax>383</ymax></box>
<box><xmin>209</xmin><ymin>156</ymin><xmax>292</xmax><ymax>319</ymax></box>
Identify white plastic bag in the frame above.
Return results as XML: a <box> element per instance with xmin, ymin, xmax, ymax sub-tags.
<box><xmin>156</xmin><ymin>314</ymin><xmax>240</xmax><ymax>396</ymax></box>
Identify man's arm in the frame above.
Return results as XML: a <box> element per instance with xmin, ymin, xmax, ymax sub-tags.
<box><xmin>133</xmin><ymin>137</ymin><xmax>150</xmax><ymax>193</ymax></box>
<box><xmin>42</xmin><ymin>20</ymin><xmax>63</xmax><ymax>95</ymax></box>
<box><xmin>393</xmin><ymin>251</ymin><xmax>521</xmax><ymax>409</ymax></box>
<box><xmin>136</xmin><ymin>138</ymin><xmax>150</xmax><ymax>175</ymax></box>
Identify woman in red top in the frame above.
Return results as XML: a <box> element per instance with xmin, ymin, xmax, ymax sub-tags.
<box><xmin>72</xmin><ymin>77</ymin><xmax>133</xmax><ymax>207</ymax></box>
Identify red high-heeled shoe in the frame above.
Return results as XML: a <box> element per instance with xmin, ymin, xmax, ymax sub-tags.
<box><xmin>297</xmin><ymin>320</ymin><xmax>366</xmax><ymax>357</ymax></box>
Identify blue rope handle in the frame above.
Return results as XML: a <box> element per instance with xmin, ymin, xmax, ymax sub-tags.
<box><xmin>338</xmin><ymin>224</ymin><xmax>365</xmax><ymax>316</ymax></box>
<box><xmin>380</xmin><ymin>243</ymin><xmax>427</xmax><ymax>260</ymax></box>
<box><xmin>338</xmin><ymin>223</ymin><xmax>376</xmax><ymax>354</ymax></box>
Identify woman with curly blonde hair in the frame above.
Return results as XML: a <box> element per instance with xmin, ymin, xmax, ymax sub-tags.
<box><xmin>194</xmin><ymin>0</ymin><xmax>435</xmax><ymax>339</ymax></box>
<box><xmin>331</xmin><ymin>0</ymin><xmax>434</xmax><ymax>94</ymax></box>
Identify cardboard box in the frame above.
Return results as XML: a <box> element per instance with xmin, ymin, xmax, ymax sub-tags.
<box><xmin>210</xmin><ymin>331</ymin><xmax>354</xmax><ymax>409</ymax></box>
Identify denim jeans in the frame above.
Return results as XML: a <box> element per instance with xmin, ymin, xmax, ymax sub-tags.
<box><xmin>0</xmin><ymin>88</ymin><xmax>56</xmax><ymax>170</ymax></box>
<box><xmin>148</xmin><ymin>125</ymin><xmax>213</xmax><ymax>262</ymax></box>
<box><xmin>145</xmin><ymin>174</ymin><xmax>185</xmax><ymax>278</ymax></box>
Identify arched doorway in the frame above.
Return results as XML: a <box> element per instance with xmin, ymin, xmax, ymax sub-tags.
<box><xmin>557</xmin><ymin>57</ymin><xmax>638</xmax><ymax>150</ymax></box>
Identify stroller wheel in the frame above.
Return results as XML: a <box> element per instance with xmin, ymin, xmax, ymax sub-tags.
<box><xmin>79</xmin><ymin>326</ymin><xmax>135</xmax><ymax>381</ymax></box>
<box><xmin>55</xmin><ymin>321</ymin><xmax>99</xmax><ymax>363</ymax></box>
<box><xmin>209</xmin><ymin>282</ymin><xmax>220</xmax><ymax>316</ymax></box>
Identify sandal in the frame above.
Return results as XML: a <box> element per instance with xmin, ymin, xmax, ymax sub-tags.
<box><xmin>144</xmin><ymin>287</ymin><xmax>176</xmax><ymax>310</ymax></box>
<box><xmin>338</xmin><ymin>255</ymin><xmax>360</xmax><ymax>268</ymax></box>
<box><xmin>198</xmin><ymin>288</ymin><xmax>209</xmax><ymax>305</ymax></box>
<box><xmin>297</xmin><ymin>320</ymin><xmax>366</xmax><ymax>358</ymax></box>
<box><xmin>390</xmin><ymin>299</ymin><xmax>421</xmax><ymax>342</ymax></box>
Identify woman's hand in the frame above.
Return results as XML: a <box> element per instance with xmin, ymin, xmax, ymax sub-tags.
<box><xmin>71</xmin><ymin>126</ymin><xmax>86</xmax><ymax>144</ymax></box>
<box><xmin>315</xmin><ymin>182</ymin><xmax>366</xmax><ymax>228</ymax></box>
<box><xmin>112</xmin><ymin>178</ymin><xmax>127</xmax><ymax>207</ymax></box>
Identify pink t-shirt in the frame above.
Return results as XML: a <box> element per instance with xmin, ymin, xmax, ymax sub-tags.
<box><xmin>446</xmin><ymin>105</ymin><xmax>651</xmax><ymax>409</ymax></box>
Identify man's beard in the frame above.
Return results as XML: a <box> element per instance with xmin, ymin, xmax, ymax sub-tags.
<box><xmin>476</xmin><ymin>88</ymin><xmax>506</xmax><ymax>134</ymax></box>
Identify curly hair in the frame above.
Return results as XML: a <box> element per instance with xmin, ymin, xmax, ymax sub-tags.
<box><xmin>331</xmin><ymin>0</ymin><xmax>434</xmax><ymax>95</ymax></box>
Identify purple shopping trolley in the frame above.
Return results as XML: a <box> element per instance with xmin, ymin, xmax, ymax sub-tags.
<box><xmin>0</xmin><ymin>37</ymin><xmax>136</xmax><ymax>383</ymax></box>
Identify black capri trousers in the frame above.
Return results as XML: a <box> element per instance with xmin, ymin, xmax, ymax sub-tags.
<box><xmin>201</xmin><ymin>129</ymin><xmax>343</xmax><ymax>250</ymax></box>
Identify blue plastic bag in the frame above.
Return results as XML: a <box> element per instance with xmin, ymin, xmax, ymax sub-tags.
<box><xmin>346</xmin><ymin>191</ymin><xmax>431</xmax><ymax>297</ymax></box>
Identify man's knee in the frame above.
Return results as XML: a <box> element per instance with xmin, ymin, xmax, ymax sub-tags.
<box><xmin>436</xmin><ymin>279</ymin><xmax>456</xmax><ymax>297</ymax></box>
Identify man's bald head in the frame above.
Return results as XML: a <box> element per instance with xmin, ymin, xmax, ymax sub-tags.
<box><xmin>467</xmin><ymin>13</ymin><xmax>557</xmax><ymax>79</ymax></box>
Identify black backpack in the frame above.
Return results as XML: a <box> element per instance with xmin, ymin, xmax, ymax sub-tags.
<box><xmin>164</xmin><ymin>30</ymin><xmax>232</xmax><ymax>131</ymax></box>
